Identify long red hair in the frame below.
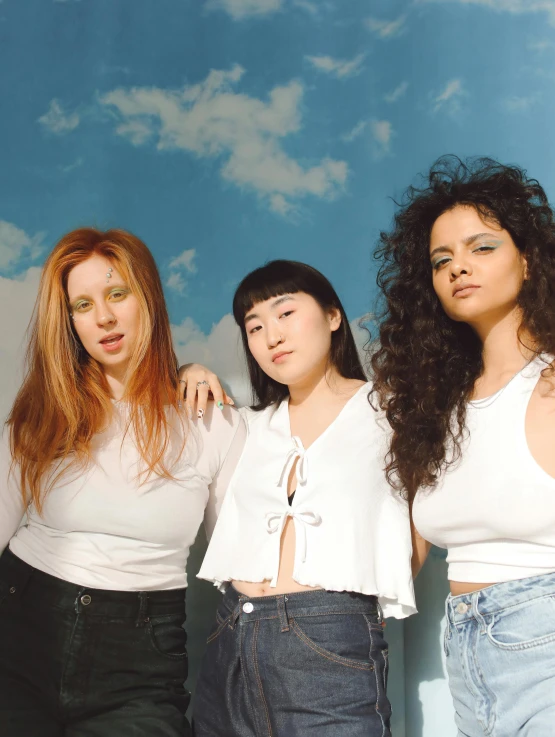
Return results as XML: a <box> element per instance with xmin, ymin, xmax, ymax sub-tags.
<box><xmin>7</xmin><ymin>227</ymin><xmax>184</xmax><ymax>512</ymax></box>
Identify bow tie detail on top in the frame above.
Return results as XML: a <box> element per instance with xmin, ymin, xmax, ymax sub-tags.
<box><xmin>277</xmin><ymin>436</ymin><xmax>308</xmax><ymax>488</ymax></box>
<box><xmin>265</xmin><ymin>509</ymin><xmax>322</xmax><ymax>586</ymax></box>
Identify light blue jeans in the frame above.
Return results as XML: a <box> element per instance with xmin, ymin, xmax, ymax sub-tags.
<box><xmin>444</xmin><ymin>571</ymin><xmax>555</xmax><ymax>736</ymax></box>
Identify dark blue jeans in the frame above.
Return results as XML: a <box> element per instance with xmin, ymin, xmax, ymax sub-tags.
<box><xmin>193</xmin><ymin>585</ymin><xmax>391</xmax><ymax>737</ymax></box>
<box><xmin>0</xmin><ymin>547</ymin><xmax>191</xmax><ymax>736</ymax></box>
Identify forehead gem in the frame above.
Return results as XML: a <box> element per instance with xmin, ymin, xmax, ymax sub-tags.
<box><xmin>106</xmin><ymin>267</ymin><xmax>113</xmax><ymax>284</ymax></box>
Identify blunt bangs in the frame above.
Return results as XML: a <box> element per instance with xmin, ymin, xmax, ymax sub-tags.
<box><xmin>232</xmin><ymin>260</ymin><xmax>336</xmax><ymax>325</ymax></box>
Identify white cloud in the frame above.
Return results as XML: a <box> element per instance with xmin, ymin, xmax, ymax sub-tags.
<box><xmin>293</xmin><ymin>0</ymin><xmax>318</xmax><ymax>14</ymax></box>
<box><xmin>528</xmin><ymin>39</ymin><xmax>554</xmax><ymax>51</ymax></box>
<box><xmin>166</xmin><ymin>248</ymin><xmax>197</xmax><ymax>294</ymax></box>
<box><xmin>504</xmin><ymin>93</ymin><xmax>541</xmax><ymax>111</ymax></box>
<box><xmin>172</xmin><ymin>314</ymin><xmax>251</xmax><ymax>405</ymax></box>
<box><xmin>169</xmin><ymin>248</ymin><xmax>197</xmax><ymax>273</ymax></box>
<box><xmin>371</xmin><ymin>119</ymin><xmax>394</xmax><ymax>155</ymax></box>
<box><xmin>100</xmin><ymin>65</ymin><xmax>348</xmax><ymax>215</ymax></box>
<box><xmin>0</xmin><ymin>268</ymin><xmax>42</xmax><ymax>421</ymax></box>
<box><xmin>59</xmin><ymin>157</ymin><xmax>84</xmax><ymax>174</ymax></box>
<box><xmin>385</xmin><ymin>81</ymin><xmax>409</xmax><ymax>103</ymax></box>
<box><xmin>166</xmin><ymin>272</ymin><xmax>188</xmax><ymax>294</ymax></box>
<box><xmin>0</xmin><ymin>221</ymin><xmax>44</xmax><ymax>270</ymax></box>
<box><xmin>305</xmin><ymin>53</ymin><xmax>365</xmax><ymax>79</ymax></box>
<box><xmin>269</xmin><ymin>193</ymin><xmax>299</xmax><ymax>217</ymax></box>
<box><xmin>205</xmin><ymin>0</ymin><xmax>282</xmax><ymax>19</ymax></box>
<box><xmin>420</xmin><ymin>0</ymin><xmax>555</xmax><ymax>25</ymax></box>
<box><xmin>431</xmin><ymin>78</ymin><xmax>465</xmax><ymax>114</ymax></box>
<box><xmin>365</xmin><ymin>14</ymin><xmax>407</xmax><ymax>38</ymax></box>
<box><xmin>341</xmin><ymin>120</ymin><xmax>368</xmax><ymax>143</ymax></box>
<box><xmin>341</xmin><ymin>119</ymin><xmax>394</xmax><ymax>155</ymax></box>
<box><xmin>114</xmin><ymin>120</ymin><xmax>152</xmax><ymax>146</ymax></box>
<box><xmin>38</xmin><ymin>99</ymin><xmax>80</xmax><ymax>134</ymax></box>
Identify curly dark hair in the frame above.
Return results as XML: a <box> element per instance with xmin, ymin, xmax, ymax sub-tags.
<box><xmin>371</xmin><ymin>155</ymin><xmax>555</xmax><ymax>501</ymax></box>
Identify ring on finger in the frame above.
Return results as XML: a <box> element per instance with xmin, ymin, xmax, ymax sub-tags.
<box><xmin>196</xmin><ymin>380</ymin><xmax>210</xmax><ymax>388</ymax></box>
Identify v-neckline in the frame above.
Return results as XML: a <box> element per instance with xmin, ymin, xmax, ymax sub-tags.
<box><xmin>283</xmin><ymin>381</ymin><xmax>370</xmax><ymax>453</ymax></box>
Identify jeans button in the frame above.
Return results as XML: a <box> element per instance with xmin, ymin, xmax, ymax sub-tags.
<box><xmin>242</xmin><ymin>602</ymin><xmax>254</xmax><ymax>613</ymax></box>
<box><xmin>81</xmin><ymin>594</ymin><xmax>92</xmax><ymax>606</ymax></box>
<box><xmin>456</xmin><ymin>602</ymin><xmax>469</xmax><ymax>615</ymax></box>
<box><xmin>9</xmin><ymin>587</ymin><xmax>16</xmax><ymax>594</ymax></box>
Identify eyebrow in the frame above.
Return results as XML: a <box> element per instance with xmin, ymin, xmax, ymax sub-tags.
<box><xmin>429</xmin><ymin>232</ymin><xmax>500</xmax><ymax>260</ymax></box>
<box><xmin>244</xmin><ymin>295</ymin><xmax>294</xmax><ymax>323</ymax></box>
<box><xmin>69</xmin><ymin>283</ymin><xmax>128</xmax><ymax>304</ymax></box>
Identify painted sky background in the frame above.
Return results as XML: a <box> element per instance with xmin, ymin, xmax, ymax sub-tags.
<box><xmin>2</xmin><ymin>1</ymin><xmax>555</xmax><ymax>372</ymax></box>
<box><xmin>1</xmin><ymin>2</ymin><xmax>554</xmax><ymax>733</ymax></box>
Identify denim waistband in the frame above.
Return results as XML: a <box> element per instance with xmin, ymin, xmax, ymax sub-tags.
<box><xmin>0</xmin><ymin>546</ymin><xmax>186</xmax><ymax>620</ymax></box>
<box><xmin>220</xmin><ymin>584</ymin><xmax>381</xmax><ymax>630</ymax></box>
<box><xmin>446</xmin><ymin>570</ymin><xmax>555</xmax><ymax>626</ymax></box>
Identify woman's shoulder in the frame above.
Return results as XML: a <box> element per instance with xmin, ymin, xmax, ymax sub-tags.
<box><xmin>194</xmin><ymin>402</ymin><xmax>244</xmax><ymax>439</ymax></box>
<box><xmin>238</xmin><ymin>402</ymin><xmax>282</xmax><ymax>428</ymax></box>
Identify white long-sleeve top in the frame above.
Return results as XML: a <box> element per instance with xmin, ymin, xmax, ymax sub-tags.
<box><xmin>0</xmin><ymin>403</ymin><xmax>246</xmax><ymax>591</ymax></box>
<box><xmin>198</xmin><ymin>384</ymin><xmax>416</xmax><ymax>619</ymax></box>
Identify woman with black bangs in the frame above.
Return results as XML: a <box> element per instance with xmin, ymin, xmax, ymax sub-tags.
<box><xmin>183</xmin><ymin>260</ymin><xmax>415</xmax><ymax>737</ymax></box>
<box><xmin>372</xmin><ymin>156</ymin><xmax>555</xmax><ymax>735</ymax></box>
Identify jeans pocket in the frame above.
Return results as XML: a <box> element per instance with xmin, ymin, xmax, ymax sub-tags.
<box><xmin>290</xmin><ymin>613</ymin><xmax>375</xmax><ymax>671</ymax></box>
<box><xmin>206</xmin><ymin>612</ymin><xmax>232</xmax><ymax>645</ymax></box>
<box><xmin>486</xmin><ymin>594</ymin><xmax>555</xmax><ymax>650</ymax></box>
<box><xmin>147</xmin><ymin>613</ymin><xmax>188</xmax><ymax>660</ymax></box>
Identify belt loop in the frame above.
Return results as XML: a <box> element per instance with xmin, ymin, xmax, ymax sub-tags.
<box><xmin>230</xmin><ymin>600</ymin><xmax>243</xmax><ymax>629</ymax></box>
<box><xmin>276</xmin><ymin>595</ymin><xmax>290</xmax><ymax>632</ymax></box>
<box><xmin>135</xmin><ymin>592</ymin><xmax>149</xmax><ymax>627</ymax></box>
<box><xmin>74</xmin><ymin>587</ymin><xmax>87</xmax><ymax>615</ymax></box>
<box><xmin>472</xmin><ymin>592</ymin><xmax>487</xmax><ymax>635</ymax></box>
<box><xmin>444</xmin><ymin>595</ymin><xmax>452</xmax><ymax>640</ymax></box>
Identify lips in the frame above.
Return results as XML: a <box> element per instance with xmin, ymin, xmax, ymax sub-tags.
<box><xmin>99</xmin><ymin>333</ymin><xmax>124</xmax><ymax>352</ymax></box>
<box><xmin>452</xmin><ymin>283</ymin><xmax>480</xmax><ymax>298</ymax></box>
<box><xmin>272</xmin><ymin>351</ymin><xmax>292</xmax><ymax>363</ymax></box>
<box><xmin>99</xmin><ymin>333</ymin><xmax>123</xmax><ymax>345</ymax></box>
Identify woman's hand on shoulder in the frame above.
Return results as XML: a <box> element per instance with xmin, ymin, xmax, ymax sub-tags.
<box><xmin>178</xmin><ymin>363</ymin><xmax>234</xmax><ymax>420</ymax></box>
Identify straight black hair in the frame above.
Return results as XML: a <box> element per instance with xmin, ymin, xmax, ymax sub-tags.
<box><xmin>232</xmin><ymin>259</ymin><xmax>366</xmax><ymax>410</ymax></box>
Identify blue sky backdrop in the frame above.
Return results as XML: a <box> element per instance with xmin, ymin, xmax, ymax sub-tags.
<box><xmin>1</xmin><ymin>2</ymin><xmax>553</xmax><ymax>733</ymax></box>
<box><xmin>1</xmin><ymin>0</ymin><xmax>555</xmax><ymax>392</ymax></box>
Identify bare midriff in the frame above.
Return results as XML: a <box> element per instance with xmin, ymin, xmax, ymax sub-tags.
<box><xmin>232</xmin><ymin>514</ymin><xmax>322</xmax><ymax>597</ymax></box>
<box><xmin>449</xmin><ymin>581</ymin><xmax>498</xmax><ymax>596</ymax></box>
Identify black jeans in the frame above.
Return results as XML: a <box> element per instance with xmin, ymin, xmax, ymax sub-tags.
<box><xmin>194</xmin><ymin>585</ymin><xmax>391</xmax><ymax>737</ymax></box>
<box><xmin>0</xmin><ymin>547</ymin><xmax>191</xmax><ymax>737</ymax></box>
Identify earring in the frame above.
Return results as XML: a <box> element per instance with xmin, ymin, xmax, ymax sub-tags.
<box><xmin>106</xmin><ymin>267</ymin><xmax>113</xmax><ymax>284</ymax></box>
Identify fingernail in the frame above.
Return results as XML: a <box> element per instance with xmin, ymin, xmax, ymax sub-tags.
<box><xmin>197</xmin><ymin>408</ymin><xmax>204</xmax><ymax>420</ymax></box>
<box><xmin>187</xmin><ymin>406</ymin><xmax>193</xmax><ymax>419</ymax></box>
<box><xmin>217</xmin><ymin>401</ymin><xmax>224</xmax><ymax>410</ymax></box>
<box><xmin>178</xmin><ymin>401</ymin><xmax>182</xmax><ymax>408</ymax></box>
<box><xmin>228</xmin><ymin>398</ymin><xmax>235</xmax><ymax>406</ymax></box>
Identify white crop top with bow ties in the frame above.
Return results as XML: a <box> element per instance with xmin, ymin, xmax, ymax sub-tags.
<box><xmin>197</xmin><ymin>384</ymin><xmax>416</xmax><ymax>619</ymax></box>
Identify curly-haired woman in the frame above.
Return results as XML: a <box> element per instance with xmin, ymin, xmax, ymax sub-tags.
<box><xmin>372</xmin><ymin>156</ymin><xmax>555</xmax><ymax>735</ymax></box>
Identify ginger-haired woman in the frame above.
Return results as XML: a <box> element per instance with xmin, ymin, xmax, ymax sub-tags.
<box><xmin>0</xmin><ymin>228</ymin><xmax>244</xmax><ymax>737</ymax></box>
